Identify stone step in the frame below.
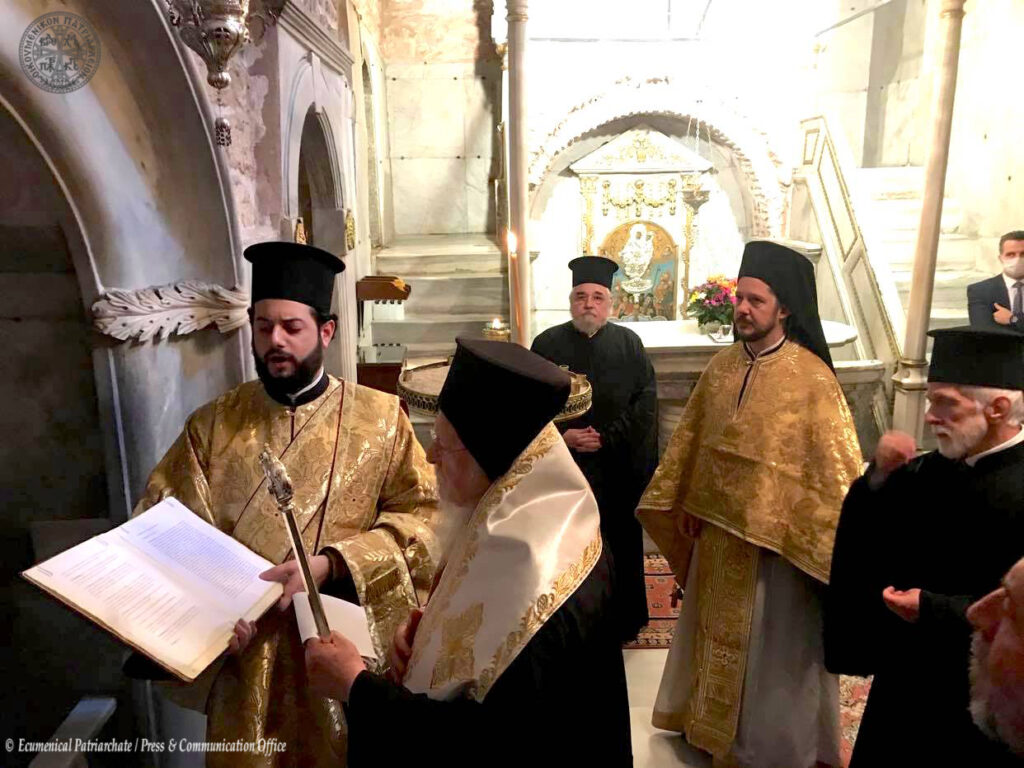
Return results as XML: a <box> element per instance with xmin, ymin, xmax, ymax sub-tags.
<box><xmin>373</xmin><ymin>313</ymin><xmax>504</xmax><ymax>345</ymax></box>
<box><xmin>872</xmin><ymin>233</ymin><xmax>983</xmax><ymax>271</ymax></box>
<box><xmin>377</xmin><ymin>251</ymin><xmax>505</xmax><ymax>276</ymax></box>
<box><xmin>856</xmin><ymin>166</ymin><xmax>926</xmax><ymax>200</ymax></box>
<box><xmin>401</xmin><ymin>272</ymin><xmax>509</xmax><ymax>315</ymax></box>
<box><xmin>892</xmin><ymin>269</ymin><xmax>990</xmax><ymax>310</ymax></box>
<box><xmin>403</xmin><ymin>341</ymin><xmax>459</xmax><ymax>360</ymax></box>
<box><xmin>867</xmin><ymin>197</ymin><xmax>964</xmax><ymax>234</ymax></box>
<box><xmin>374</xmin><ymin>234</ymin><xmax>504</xmax><ymax>276</ymax></box>
<box><xmin>927</xmin><ymin>307</ymin><xmax>969</xmax><ymax>331</ymax></box>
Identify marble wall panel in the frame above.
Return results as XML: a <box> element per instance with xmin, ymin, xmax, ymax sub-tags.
<box><xmin>815</xmin><ymin>13</ymin><xmax>873</xmax><ymax>93</ymax></box>
<box><xmin>385</xmin><ymin>58</ymin><xmax>496</xmax><ymax>233</ymax></box>
<box><xmin>532</xmin><ymin>176</ymin><xmax>583</xmax><ymax>316</ymax></box>
<box><xmin>392</xmin><ymin>157</ymin><xmax>469</xmax><ymax>234</ymax></box>
<box><xmin>943</xmin><ymin>0</ymin><xmax>1024</xmax><ymax>241</ymax></box>
<box><xmin>465</xmin><ymin>156</ymin><xmax>494</xmax><ymax>233</ymax></box>
<box><xmin>810</xmin><ymin>0</ymin><xmax>1024</xmax><ymax>242</ymax></box>
<box><xmin>879</xmin><ymin>79</ymin><xmax>926</xmax><ymax>167</ymax></box>
<box><xmin>817</xmin><ymin>91</ymin><xmax>868</xmax><ymax>168</ymax></box>
<box><xmin>464</xmin><ymin>68</ymin><xmax>499</xmax><ymax>160</ymax></box>
<box><xmin>388</xmin><ymin>76</ymin><xmax>466</xmax><ymax>157</ymax></box>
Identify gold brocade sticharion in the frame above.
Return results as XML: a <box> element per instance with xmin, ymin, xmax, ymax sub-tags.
<box><xmin>135</xmin><ymin>377</ymin><xmax>440</xmax><ymax>767</ymax></box>
<box><xmin>637</xmin><ymin>340</ymin><xmax>862</xmax><ymax>757</ymax></box>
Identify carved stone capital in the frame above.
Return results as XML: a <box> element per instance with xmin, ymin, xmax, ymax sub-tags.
<box><xmin>92</xmin><ymin>281</ymin><xmax>250</xmax><ymax>342</ymax></box>
<box><xmin>940</xmin><ymin>0</ymin><xmax>966</xmax><ymax>18</ymax></box>
<box><xmin>506</xmin><ymin>0</ymin><xmax>528</xmax><ymax>22</ymax></box>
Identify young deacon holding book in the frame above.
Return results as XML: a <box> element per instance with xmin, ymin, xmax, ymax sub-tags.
<box><xmin>134</xmin><ymin>241</ymin><xmax>440</xmax><ymax>767</ymax></box>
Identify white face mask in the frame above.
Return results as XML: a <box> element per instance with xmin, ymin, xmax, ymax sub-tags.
<box><xmin>1003</xmin><ymin>256</ymin><xmax>1024</xmax><ymax>280</ymax></box>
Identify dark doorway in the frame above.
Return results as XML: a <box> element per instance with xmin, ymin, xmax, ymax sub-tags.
<box><xmin>0</xmin><ymin>106</ymin><xmax>133</xmax><ymax>765</ymax></box>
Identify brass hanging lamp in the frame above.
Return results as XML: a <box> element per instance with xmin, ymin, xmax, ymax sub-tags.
<box><xmin>164</xmin><ymin>0</ymin><xmax>278</xmax><ymax>146</ymax></box>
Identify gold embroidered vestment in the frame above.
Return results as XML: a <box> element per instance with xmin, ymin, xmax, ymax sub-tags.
<box><xmin>135</xmin><ymin>377</ymin><xmax>440</xmax><ymax>767</ymax></box>
<box><xmin>637</xmin><ymin>341</ymin><xmax>862</xmax><ymax>756</ymax></box>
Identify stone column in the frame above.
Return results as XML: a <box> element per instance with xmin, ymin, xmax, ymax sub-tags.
<box><xmin>506</xmin><ymin>0</ymin><xmax>531</xmax><ymax>346</ymax></box>
<box><xmin>891</xmin><ymin>0</ymin><xmax>966</xmax><ymax>440</ymax></box>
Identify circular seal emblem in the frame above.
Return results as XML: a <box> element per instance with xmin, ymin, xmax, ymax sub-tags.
<box><xmin>19</xmin><ymin>12</ymin><xmax>101</xmax><ymax>94</ymax></box>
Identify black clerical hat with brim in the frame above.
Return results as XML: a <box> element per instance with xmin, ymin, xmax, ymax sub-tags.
<box><xmin>738</xmin><ymin>240</ymin><xmax>833</xmax><ymax>373</ymax></box>
<box><xmin>244</xmin><ymin>241</ymin><xmax>344</xmax><ymax>316</ymax></box>
<box><xmin>438</xmin><ymin>338</ymin><xmax>571</xmax><ymax>481</ymax></box>
<box><xmin>569</xmin><ymin>256</ymin><xmax>618</xmax><ymax>290</ymax></box>
<box><xmin>928</xmin><ymin>326</ymin><xmax>1024</xmax><ymax>390</ymax></box>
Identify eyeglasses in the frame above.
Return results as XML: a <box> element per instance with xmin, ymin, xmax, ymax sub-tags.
<box><xmin>429</xmin><ymin>427</ymin><xmax>469</xmax><ymax>454</ymax></box>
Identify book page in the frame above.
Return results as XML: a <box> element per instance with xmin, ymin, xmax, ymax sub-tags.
<box><xmin>22</xmin><ymin>498</ymin><xmax>283</xmax><ymax>681</ymax></box>
<box><xmin>294</xmin><ymin>593</ymin><xmax>377</xmax><ymax>659</ymax></box>
<box><xmin>24</xmin><ymin>536</ymin><xmax>230</xmax><ymax>676</ymax></box>
<box><xmin>114</xmin><ymin>498</ymin><xmax>280</xmax><ymax>616</ymax></box>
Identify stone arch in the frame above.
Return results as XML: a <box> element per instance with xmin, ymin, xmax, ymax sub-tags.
<box><xmin>528</xmin><ymin>76</ymin><xmax>787</xmax><ymax>238</ymax></box>
<box><xmin>299</xmin><ymin>107</ymin><xmax>345</xmax><ymax>244</ymax></box>
<box><xmin>0</xmin><ymin>0</ymin><xmax>243</xmax><ymax>518</ymax></box>
<box><xmin>282</xmin><ymin>56</ymin><xmax>358</xmax><ymax>380</ymax></box>
<box><xmin>285</xmin><ymin>60</ymin><xmax>345</xmax><ymax>220</ymax></box>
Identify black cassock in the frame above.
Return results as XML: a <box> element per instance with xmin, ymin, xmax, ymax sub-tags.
<box><xmin>826</xmin><ymin>443</ymin><xmax>1024</xmax><ymax>767</ymax></box>
<box><xmin>344</xmin><ymin>546</ymin><xmax>633</xmax><ymax>767</ymax></box>
<box><xmin>531</xmin><ymin>320</ymin><xmax>658</xmax><ymax>641</ymax></box>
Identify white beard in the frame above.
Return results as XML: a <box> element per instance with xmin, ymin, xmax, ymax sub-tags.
<box><xmin>432</xmin><ymin>500</ymin><xmax>476</xmax><ymax>569</ymax></box>
<box><xmin>933</xmin><ymin>412</ymin><xmax>988</xmax><ymax>459</ymax></box>
<box><xmin>970</xmin><ymin>632</ymin><xmax>1024</xmax><ymax>756</ymax></box>
<box><xmin>571</xmin><ymin>315</ymin><xmax>605</xmax><ymax>336</ymax></box>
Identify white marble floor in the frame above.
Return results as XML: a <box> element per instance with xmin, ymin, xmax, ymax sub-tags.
<box><xmin>624</xmin><ymin>648</ymin><xmax>711</xmax><ymax>767</ymax></box>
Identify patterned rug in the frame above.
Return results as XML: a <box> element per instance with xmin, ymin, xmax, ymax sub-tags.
<box><xmin>839</xmin><ymin>675</ymin><xmax>872</xmax><ymax>766</ymax></box>
<box><xmin>624</xmin><ymin>554</ymin><xmax>681</xmax><ymax>649</ymax></box>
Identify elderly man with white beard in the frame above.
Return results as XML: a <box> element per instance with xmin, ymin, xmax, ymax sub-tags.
<box><xmin>303</xmin><ymin>338</ymin><xmax>633</xmax><ymax>767</ymax></box>
<box><xmin>826</xmin><ymin>326</ymin><xmax>1024</xmax><ymax>767</ymax></box>
<box><xmin>969</xmin><ymin>557</ymin><xmax>1024</xmax><ymax>761</ymax></box>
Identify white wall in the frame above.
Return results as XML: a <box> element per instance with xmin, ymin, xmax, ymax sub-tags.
<box><xmin>386</xmin><ymin>60</ymin><xmax>499</xmax><ymax>235</ymax></box>
<box><xmin>813</xmin><ymin>0</ymin><xmax>1024</xmax><ymax>252</ymax></box>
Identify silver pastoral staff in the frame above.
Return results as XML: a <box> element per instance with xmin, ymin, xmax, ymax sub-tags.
<box><xmin>258</xmin><ymin>444</ymin><xmax>331</xmax><ymax>639</ymax></box>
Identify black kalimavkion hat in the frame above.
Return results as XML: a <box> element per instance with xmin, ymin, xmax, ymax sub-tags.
<box><xmin>928</xmin><ymin>326</ymin><xmax>1024</xmax><ymax>390</ymax></box>
<box><xmin>438</xmin><ymin>338</ymin><xmax>571</xmax><ymax>480</ymax></box>
<box><xmin>244</xmin><ymin>241</ymin><xmax>344</xmax><ymax>315</ymax></box>
<box><xmin>569</xmin><ymin>256</ymin><xmax>619</xmax><ymax>290</ymax></box>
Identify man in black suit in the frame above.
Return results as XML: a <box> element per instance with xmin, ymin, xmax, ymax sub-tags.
<box><xmin>968</xmin><ymin>231</ymin><xmax>1024</xmax><ymax>332</ymax></box>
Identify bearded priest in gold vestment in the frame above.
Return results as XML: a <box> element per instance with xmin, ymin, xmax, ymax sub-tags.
<box><xmin>133</xmin><ymin>242</ymin><xmax>440</xmax><ymax>767</ymax></box>
<box><xmin>638</xmin><ymin>241</ymin><xmax>863</xmax><ymax>768</ymax></box>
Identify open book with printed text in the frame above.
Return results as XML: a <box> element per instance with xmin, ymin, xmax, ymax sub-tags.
<box><xmin>22</xmin><ymin>497</ymin><xmax>284</xmax><ymax>683</ymax></box>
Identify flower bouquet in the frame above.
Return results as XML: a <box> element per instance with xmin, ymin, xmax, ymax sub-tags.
<box><xmin>686</xmin><ymin>276</ymin><xmax>737</xmax><ymax>341</ymax></box>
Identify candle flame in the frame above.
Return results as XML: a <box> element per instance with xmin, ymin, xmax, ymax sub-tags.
<box><xmin>507</xmin><ymin>230</ymin><xmax>518</xmax><ymax>254</ymax></box>
<box><xmin>491</xmin><ymin>318</ymin><xmax>501</xmax><ymax>329</ymax></box>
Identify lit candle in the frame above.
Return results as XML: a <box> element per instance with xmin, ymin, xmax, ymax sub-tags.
<box><xmin>506</xmin><ymin>230</ymin><xmax>521</xmax><ymax>339</ymax></box>
<box><xmin>483</xmin><ymin>316</ymin><xmax>510</xmax><ymax>341</ymax></box>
